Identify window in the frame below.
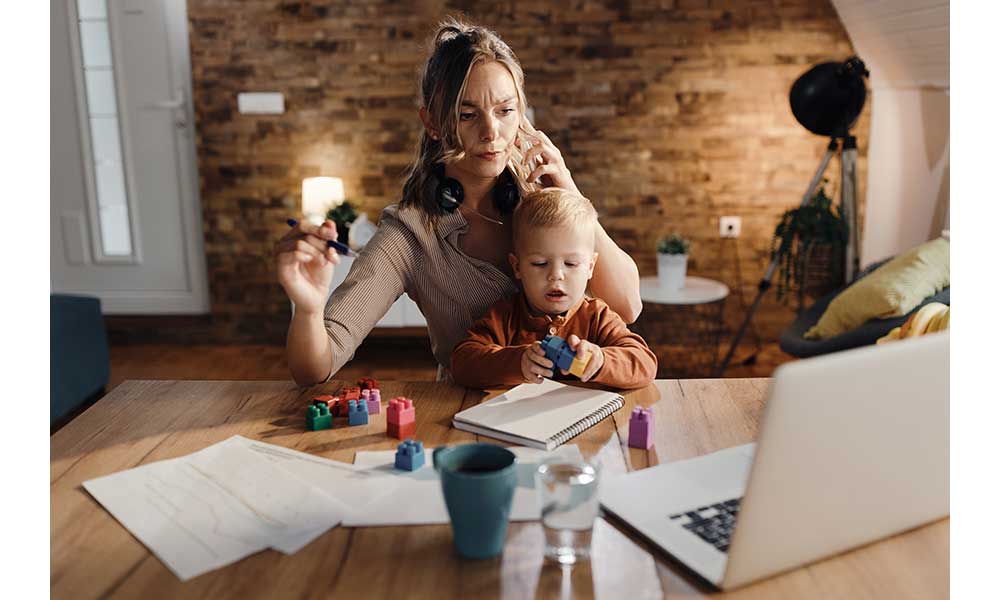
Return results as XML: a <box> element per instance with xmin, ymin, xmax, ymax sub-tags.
<box><xmin>75</xmin><ymin>0</ymin><xmax>133</xmax><ymax>257</ymax></box>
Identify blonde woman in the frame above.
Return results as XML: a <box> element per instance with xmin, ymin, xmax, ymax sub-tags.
<box><xmin>275</xmin><ymin>18</ymin><xmax>642</xmax><ymax>385</ymax></box>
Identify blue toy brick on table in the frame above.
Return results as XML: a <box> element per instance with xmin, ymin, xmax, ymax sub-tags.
<box><xmin>394</xmin><ymin>439</ymin><xmax>425</xmax><ymax>471</ymax></box>
<box><xmin>306</xmin><ymin>404</ymin><xmax>332</xmax><ymax>431</ymax></box>
<box><xmin>348</xmin><ymin>399</ymin><xmax>369</xmax><ymax>426</ymax></box>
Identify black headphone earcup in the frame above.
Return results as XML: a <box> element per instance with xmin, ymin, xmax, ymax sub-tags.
<box><xmin>492</xmin><ymin>173</ymin><xmax>520</xmax><ymax>215</ymax></box>
<box><xmin>436</xmin><ymin>174</ymin><xmax>464</xmax><ymax>213</ymax></box>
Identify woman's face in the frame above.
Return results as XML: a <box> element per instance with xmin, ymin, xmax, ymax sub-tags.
<box><xmin>451</xmin><ymin>61</ymin><xmax>521</xmax><ymax>181</ymax></box>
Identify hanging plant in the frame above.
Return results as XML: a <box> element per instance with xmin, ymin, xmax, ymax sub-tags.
<box><xmin>771</xmin><ymin>185</ymin><xmax>849</xmax><ymax>304</ymax></box>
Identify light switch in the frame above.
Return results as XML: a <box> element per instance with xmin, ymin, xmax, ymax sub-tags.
<box><xmin>237</xmin><ymin>92</ymin><xmax>285</xmax><ymax>114</ymax></box>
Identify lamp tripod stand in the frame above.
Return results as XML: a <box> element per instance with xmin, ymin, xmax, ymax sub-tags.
<box><xmin>715</xmin><ymin>135</ymin><xmax>860</xmax><ymax>377</ymax></box>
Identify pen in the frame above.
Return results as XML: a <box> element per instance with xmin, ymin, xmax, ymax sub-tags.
<box><xmin>286</xmin><ymin>218</ymin><xmax>358</xmax><ymax>257</ymax></box>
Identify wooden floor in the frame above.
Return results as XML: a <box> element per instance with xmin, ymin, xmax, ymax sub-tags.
<box><xmin>106</xmin><ymin>338</ymin><xmax>792</xmax><ymax>393</ymax></box>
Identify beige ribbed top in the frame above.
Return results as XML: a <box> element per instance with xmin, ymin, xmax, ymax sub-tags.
<box><xmin>323</xmin><ymin>204</ymin><xmax>519</xmax><ymax>380</ymax></box>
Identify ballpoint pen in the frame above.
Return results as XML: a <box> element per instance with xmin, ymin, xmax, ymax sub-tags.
<box><xmin>286</xmin><ymin>218</ymin><xmax>358</xmax><ymax>257</ymax></box>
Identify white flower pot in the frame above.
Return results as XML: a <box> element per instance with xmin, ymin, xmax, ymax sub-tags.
<box><xmin>657</xmin><ymin>253</ymin><xmax>688</xmax><ymax>290</ymax></box>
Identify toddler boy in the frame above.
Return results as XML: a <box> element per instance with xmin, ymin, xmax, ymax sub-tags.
<box><xmin>451</xmin><ymin>188</ymin><xmax>657</xmax><ymax>389</ymax></box>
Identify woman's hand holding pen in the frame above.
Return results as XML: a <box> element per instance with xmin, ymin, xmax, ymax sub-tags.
<box><xmin>274</xmin><ymin>218</ymin><xmax>341</xmax><ymax>315</ymax></box>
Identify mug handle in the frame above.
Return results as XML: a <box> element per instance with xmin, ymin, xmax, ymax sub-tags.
<box><xmin>432</xmin><ymin>446</ymin><xmax>449</xmax><ymax>472</ymax></box>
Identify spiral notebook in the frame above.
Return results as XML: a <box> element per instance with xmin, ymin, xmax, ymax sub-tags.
<box><xmin>452</xmin><ymin>378</ymin><xmax>624</xmax><ymax>450</ymax></box>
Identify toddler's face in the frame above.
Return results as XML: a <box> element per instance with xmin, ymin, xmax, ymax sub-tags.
<box><xmin>510</xmin><ymin>225</ymin><xmax>598</xmax><ymax>316</ymax></box>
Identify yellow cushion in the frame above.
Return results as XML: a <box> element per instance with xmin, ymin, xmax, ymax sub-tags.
<box><xmin>804</xmin><ymin>238</ymin><xmax>950</xmax><ymax>340</ymax></box>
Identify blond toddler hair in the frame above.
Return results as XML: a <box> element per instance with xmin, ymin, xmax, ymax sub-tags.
<box><xmin>511</xmin><ymin>188</ymin><xmax>598</xmax><ymax>250</ymax></box>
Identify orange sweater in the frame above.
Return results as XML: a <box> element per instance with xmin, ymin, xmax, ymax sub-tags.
<box><xmin>451</xmin><ymin>293</ymin><xmax>657</xmax><ymax>390</ymax></box>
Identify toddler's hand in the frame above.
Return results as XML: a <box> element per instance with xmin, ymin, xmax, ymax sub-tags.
<box><xmin>521</xmin><ymin>341</ymin><xmax>554</xmax><ymax>383</ymax></box>
<box><xmin>564</xmin><ymin>335</ymin><xmax>604</xmax><ymax>383</ymax></box>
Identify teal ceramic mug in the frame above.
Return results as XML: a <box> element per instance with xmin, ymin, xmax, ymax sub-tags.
<box><xmin>433</xmin><ymin>443</ymin><xmax>518</xmax><ymax>559</ymax></box>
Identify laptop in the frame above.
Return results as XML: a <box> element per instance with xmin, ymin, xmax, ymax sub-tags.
<box><xmin>600</xmin><ymin>332</ymin><xmax>949</xmax><ymax>590</ymax></box>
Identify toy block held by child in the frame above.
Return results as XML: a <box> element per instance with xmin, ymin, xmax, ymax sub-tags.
<box><xmin>541</xmin><ymin>334</ymin><xmax>591</xmax><ymax>377</ymax></box>
<box><xmin>394</xmin><ymin>439</ymin><xmax>425</xmax><ymax>471</ymax></box>
<box><xmin>348</xmin><ymin>399</ymin><xmax>369</xmax><ymax>426</ymax></box>
<box><xmin>387</xmin><ymin>397</ymin><xmax>416</xmax><ymax>439</ymax></box>
<box><xmin>306</xmin><ymin>404</ymin><xmax>332</xmax><ymax>431</ymax></box>
<box><xmin>628</xmin><ymin>407</ymin><xmax>654</xmax><ymax>449</ymax></box>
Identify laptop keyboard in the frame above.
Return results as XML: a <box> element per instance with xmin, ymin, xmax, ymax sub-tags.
<box><xmin>669</xmin><ymin>497</ymin><xmax>742</xmax><ymax>553</ymax></box>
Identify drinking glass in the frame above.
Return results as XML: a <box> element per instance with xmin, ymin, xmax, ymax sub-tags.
<box><xmin>535</xmin><ymin>457</ymin><xmax>600</xmax><ymax>564</ymax></box>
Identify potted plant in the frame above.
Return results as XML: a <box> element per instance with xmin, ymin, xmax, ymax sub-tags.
<box><xmin>656</xmin><ymin>233</ymin><xmax>690</xmax><ymax>291</ymax></box>
<box><xmin>771</xmin><ymin>184</ymin><xmax>849</xmax><ymax>309</ymax></box>
<box><xmin>326</xmin><ymin>200</ymin><xmax>358</xmax><ymax>245</ymax></box>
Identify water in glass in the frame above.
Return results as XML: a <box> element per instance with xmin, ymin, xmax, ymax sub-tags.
<box><xmin>536</xmin><ymin>457</ymin><xmax>600</xmax><ymax>564</ymax></box>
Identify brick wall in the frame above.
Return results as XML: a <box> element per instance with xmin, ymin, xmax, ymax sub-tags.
<box><xmin>188</xmin><ymin>0</ymin><xmax>868</xmax><ymax>347</ymax></box>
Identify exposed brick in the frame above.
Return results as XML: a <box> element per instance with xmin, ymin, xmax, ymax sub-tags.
<box><xmin>188</xmin><ymin>0</ymin><xmax>868</xmax><ymax>344</ymax></box>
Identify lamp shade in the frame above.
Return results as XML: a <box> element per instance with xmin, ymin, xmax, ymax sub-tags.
<box><xmin>789</xmin><ymin>57</ymin><xmax>868</xmax><ymax>138</ymax></box>
<box><xmin>302</xmin><ymin>177</ymin><xmax>345</xmax><ymax>223</ymax></box>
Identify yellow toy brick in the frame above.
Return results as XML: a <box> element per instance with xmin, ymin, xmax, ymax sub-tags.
<box><xmin>568</xmin><ymin>349</ymin><xmax>592</xmax><ymax>378</ymax></box>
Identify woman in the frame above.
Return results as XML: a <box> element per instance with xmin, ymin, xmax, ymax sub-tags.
<box><xmin>275</xmin><ymin>18</ymin><xmax>642</xmax><ymax>385</ymax></box>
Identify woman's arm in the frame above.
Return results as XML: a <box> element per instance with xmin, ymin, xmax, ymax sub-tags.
<box><xmin>278</xmin><ymin>214</ymin><xmax>412</xmax><ymax>385</ymax></box>
<box><xmin>591</xmin><ymin>224</ymin><xmax>643</xmax><ymax>323</ymax></box>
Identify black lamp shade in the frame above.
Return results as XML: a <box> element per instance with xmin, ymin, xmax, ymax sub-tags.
<box><xmin>789</xmin><ymin>58</ymin><xmax>868</xmax><ymax>137</ymax></box>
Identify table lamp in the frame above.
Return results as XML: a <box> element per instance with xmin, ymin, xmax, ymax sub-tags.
<box><xmin>301</xmin><ymin>176</ymin><xmax>345</xmax><ymax>225</ymax></box>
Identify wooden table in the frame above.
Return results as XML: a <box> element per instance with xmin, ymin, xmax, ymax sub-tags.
<box><xmin>51</xmin><ymin>379</ymin><xmax>948</xmax><ymax>599</ymax></box>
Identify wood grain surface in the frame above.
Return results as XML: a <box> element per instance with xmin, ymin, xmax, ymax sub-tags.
<box><xmin>51</xmin><ymin>379</ymin><xmax>947</xmax><ymax>599</ymax></box>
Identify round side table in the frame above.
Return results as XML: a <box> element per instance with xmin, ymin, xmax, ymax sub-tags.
<box><xmin>633</xmin><ymin>276</ymin><xmax>730</xmax><ymax>378</ymax></box>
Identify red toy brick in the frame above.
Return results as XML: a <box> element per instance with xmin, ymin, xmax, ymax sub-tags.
<box><xmin>357</xmin><ymin>377</ymin><xmax>379</xmax><ymax>391</ymax></box>
<box><xmin>387</xmin><ymin>420</ymin><xmax>416</xmax><ymax>440</ymax></box>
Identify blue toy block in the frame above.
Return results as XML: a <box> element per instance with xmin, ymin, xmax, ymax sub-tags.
<box><xmin>306</xmin><ymin>403</ymin><xmax>332</xmax><ymax>431</ymax></box>
<box><xmin>541</xmin><ymin>334</ymin><xmax>593</xmax><ymax>377</ymax></box>
<box><xmin>348</xmin><ymin>399</ymin><xmax>369</xmax><ymax>426</ymax></box>
<box><xmin>394</xmin><ymin>439</ymin><xmax>425</xmax><ymax>471</ymax></box>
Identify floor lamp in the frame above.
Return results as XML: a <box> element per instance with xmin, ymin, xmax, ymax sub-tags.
<box><xmin>716</xmin><ymin>57</ymin><xmax>870</xmax><ymax>377</ymax></box>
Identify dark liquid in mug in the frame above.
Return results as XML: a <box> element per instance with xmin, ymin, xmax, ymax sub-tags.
<box><xmin>456</xmin><ymin>465</ymin><xmax>504</xmax><ymax>474</ymax></box>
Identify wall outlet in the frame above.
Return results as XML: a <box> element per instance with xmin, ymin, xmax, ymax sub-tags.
<box><xmin>720</xmin><ymin>216</ymin><xmax>741</xmax><ymax>238</ymax></box>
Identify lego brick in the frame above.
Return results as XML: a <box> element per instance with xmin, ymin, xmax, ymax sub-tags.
<box><xmin>348</xmin><ymin>399</ymin><xmax>369</xmax><ymax>426</ymax></box>
<box><xmin>341</xmin><ymin>386</ymin><xmax>361</xmax><ymax>401</ymax></box>
<box><xmin>568</xmin><ymin>349</ymin><xmax>592</xmax><ymax>378</ymax></box>
<box><xmin>394</xmin><ymin>439</ymin><xmax>425</xmax><ymax>471</ymax></box>
<box><xmin>327</xmin><ymin>396</ymin><xmax>345</xmax><ymax>418</ymax></box>
<box><xmin>628</xmin><ymin>407</ymin><xmax>654</xmax><ymax>449</ymax></box>
<box><xmin>386</xmin><ymin>397</ymin><xmax>415</xmax><ymax>425</ymax></box>
<box><xmin>542</xmin><ymin>334</ymin><xmax>591</xmax><ymax>376</ymax></box>
<box><xmin>357</xmin><ymin>377</ymin><xmax>379</xmax><ymax>391</ymax></box>
<box><xmin>306</xmin><ymin>404</ymin><xmax>332</xmax><ymax>431</ymax></box>
<box><xmin>364</xmin><ymin>388</ymin><xmax>381</xmax><ymax>414</ymax></box>
<box><xmin>312</xmin><ymin>394</ymin><xmax>335</xmax><ymax>407</ymax></box>
<box><xmin>387</xmin><ymin>420</ymin><xmax>416</xmax><ymax>440</ymax></box>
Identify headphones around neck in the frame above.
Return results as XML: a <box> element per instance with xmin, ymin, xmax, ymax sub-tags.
<box><xmin>435</xmin><ymin>163</ymin><xmax>520</xmax><ymax>217</ymax></box>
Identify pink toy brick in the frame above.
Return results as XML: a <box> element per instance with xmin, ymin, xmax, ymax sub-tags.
<box><xmin>628</xmin><ymin>407</ymin><xmax>654</xmax><ymax>449</ymax></box>
<box><xmin>364</xmin><ymin>388</ymin><xmax>381</xmax><ymax>414</ymax></box>
<box><xmin>387</xmin><ymin>397</ymin><xmax>415</xmax><ymax>439</ymax></box>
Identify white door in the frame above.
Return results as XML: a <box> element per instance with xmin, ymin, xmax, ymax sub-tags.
<box><xmin>51</xmin><ymin>0</ymin><xmax>208</xmax><ymax>313</ymax></box>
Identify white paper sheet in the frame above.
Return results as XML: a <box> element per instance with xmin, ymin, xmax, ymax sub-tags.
<box><xmin>227</xmin><ymin>436</ymin><xmax>400</xmax><ymax>552</ymax></box>
<box><xmin>346</xmin><ymin>445</ymin><xmax>584</xmax><ymax>526</ymax></box>
<box><xmin>83</xmin><ymin>436</ymin><xmax>346</xmax><ymax>581</ymax></box>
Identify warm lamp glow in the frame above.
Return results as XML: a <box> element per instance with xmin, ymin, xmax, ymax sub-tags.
<box><xmin>302</xmin><ymin>177</ymin><xmax>345</xmax><ymax>224</ymax></box>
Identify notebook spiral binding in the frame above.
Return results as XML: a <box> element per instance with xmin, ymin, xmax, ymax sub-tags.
<box><xmin>548</xmin><ymin>395</ymin><xmax>624</xmax><ymax>447</ymax></box>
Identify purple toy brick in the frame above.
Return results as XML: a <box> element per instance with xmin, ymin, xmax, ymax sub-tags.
<box><xmin>628</xmin><ymin>407</ymin><xmax>654</xmax><ymax>449</ymax></box>
<box><xmin>365</xmin><ymin>388</ymin><xmax>381</xmax><ymax>414</ymax></box>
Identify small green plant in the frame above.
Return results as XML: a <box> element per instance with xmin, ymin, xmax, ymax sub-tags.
<box><xmin>657</xmin><ymin>233</ymin><xmax>690</xmax><ymax>255</ymax></box>
<box><xmin>326</xmin><ymin>200</ymin><xmax>358</xmax><ymax>243</ymax></box>
<box><xmin>771</xmin><ymin>185</ymin><xmax>848</xmax><ymax>303</ymax></box>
